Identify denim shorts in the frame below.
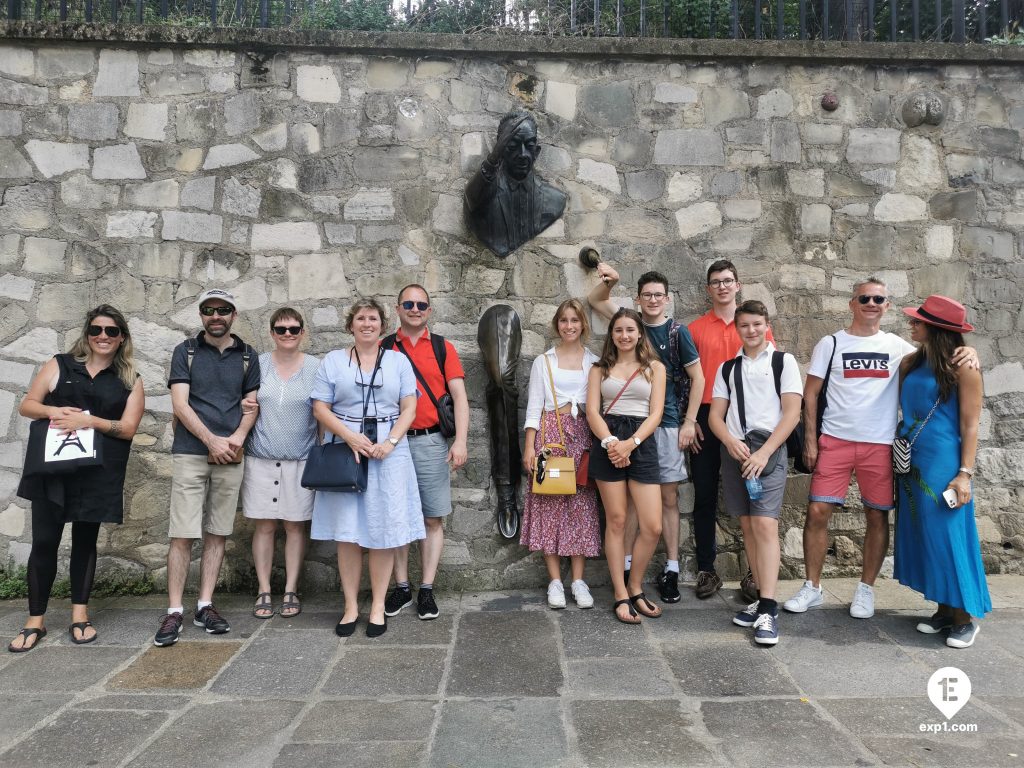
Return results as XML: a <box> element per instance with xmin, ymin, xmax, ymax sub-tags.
<box><xmin>588</xmin><ymin>414</ymin><xmax>661</xmax><ymax>485</ymax></box>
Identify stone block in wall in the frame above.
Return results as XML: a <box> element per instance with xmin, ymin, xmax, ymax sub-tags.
<box><xmin>93</xmin><ymin>144</ymin><xmax>147</xmax><ymax>180</ymax></box>
<box><xmin>297</xmin><ymin>65</ymin><xmax>341</xmax><ymax>104</ymax></box>
<box><xmin>0</xmin><ymin>273</ymin><xmax>34</xmax><ymax>301</ymax></box>
<box><xmin>287</xmin><ymin>253</ymin><xmax>350</xmax><ymax>300</ymax></box>
<box><xmin>0</xmin><ymin>139</ymin><xmax>32</xmax><ymax>178</ymax></box>
<box><xmin>431</xmin><ymin>193</ymin><xmax>466</xmax><ymax>237</ymax></box>
<box><xmin>0</xmin><ymin>183</ymin><xmax>54</xmax><ymax>231</ymax></box>
<box><xmin>367</xmin><ymin>58</ymin><xmax>409</xmax><ymax>89</ymax></box>
<box><xmin>756</xmin><ymin>88</ymin><xmax>794</xmax><ymax>119</ymax></box>
<box><xmin>610</xmin><ymin>129</ymin><xmax>653</xmax><ymax>166</ymax></box>
<box><xmin>993</xmin><ymin>158</ymin><xmax>1024</xmax><ymax>185</ymax></box>
<box><xmin>787</xmin><ymin>169</ymin><xmax>825</xmax><ymax>198</ymax></box>
<box><xmin>780</xmin><ymin>263</ymin><xmax>827</xmax><ymax>290</ymax></box>
<box><xmin>203</xmin><ymin>143</ymin><xmax>260</xmax><ymax>170</ymax></box>
<box><xmin>37</xmin><ymin>283</ymin><xmax>94</xmax><ymax>322</ymax></box>
<box><xmin>224</xmin><ymin>91</ymin><xmax>261</xmax><ymax>137</ymax></box>
<box><xmin>925</xmin><ymin>225</ymin><xmax>955</xmax><ymax>261</ymax></box>
<box><xmin>0</xmin><ymin>358</ymin><xmax>32</xmax><ymax>387</ymax></box>
<box><xmin>0</xmin><ymin>76</ymin><xmax>47</xmax><ymax>106</ymax></box>
<box><xmin>343</xmin><ymin>189</ymin><xmax>394</xmax><ymax>221</ymax></box>
<box><xmin>675</xmin><ymin>201</ymin><xmax>721</xmax><ymax>240</ymax></box>
<box><xmin>222</xmin><ymin>178</ymin><xmax>261</xmax><ymax>218</ymax></box>
<box><xmin>831</xmin><ymin>268</ymin><xmax>908</xmax><ymax>297</ymax></box>
<box><xmin>711</xmin><ymin>226</ymin><xmax>753</xmax><ymax>252</ymax></box>
<box><xmin>846</xmin><ymin>128</ymin><xmax>900</xmax><ymax>164</ymax></box>
<box><xmin>961</xmin><ymin>227</ymin><xmax>1015</xmax><ymax>262</ymax></box>
<box><xmin>725</xmin><ymin>120</ymin><xmax>767</xmax><ymax>148</ymax></box>
<box><xmin>124</xmin><ymin>103</ymin><xmax>168</xmax><ymax>141</ymax></box>
<box><xmin>911</xmin><ymin>261</ymin><xmax>968</xmax><ymax>299</ymax></box>
<box><xmin>181</xmin><ymin>176</ymin><xmax>216</xmax><ymax>210</ymax></box>
<box><xmin>576</xmin><ymin>158</ymin><xmax>620</xmax><ymax>194</ymax></box>
<box><xmin>928</xmin><ymin>190</ymin><xmax>978</xmax><ymax>222</ymax></box>
<box><xmin>35</xmin><ymin>46</ymin><xmax>93</xmax><ymax>79</ymax></box>
<box><xmin>161</xmin><ymin>212</ymin><xmax>222</xmax><ymax>243</ymax></box>
<box><xmin>665</xmin><ymin>172</ymin><xmax>701</xmax><ymax>204</ymax></box>
<box><xmin>146</xmin><ymin>71</ymin><xmax>204</xmax><ymax>98</ymax></box>
<box><xmin>873</xmin><ymin>193</ymin><xmax>925</xmax><ymax>222</ymax></box>
<box><xmin>654</xmin><ymin>129</ymin><xmax>724</xmax><ymax>166</ymax></box>
<box><xmin>251</xmin><ymin>222</ymin><xmax>321</xmax><ymax>252</ymax></box>
<box><xmin>723</xmin><ymin>199</ymin><xmax>761</xmax><ymax>221</ymax></box>
<box><xmin>654</xmin><ymin>83</ymin><xmax>697</xmax><ymax>104</ymax></box>
<box><xmin>859</xmin><ymin>168</ymin><xmax>896</xmax><ymax>189</ymax></box>
<box><xmin>106</xmin><ymin>210</ymin><xmax>158</xmax><ymax>238</ymax></box>
<box><xmin>845</xmin><ymin>225</ymin><xmax>895</xmax><ymax>268</ymax></box>
<box><xmin>985</xmin><ymin>362</ymin><xmax>1024</xmax><ymax>396</ymax></box>
<box><xmin>624</xmin><ymin>170</ymin><xmax>664</xmax><ymax>202</ymax></box>
<box><xmin>290</xmin><ymin>123</ymin><xmax>320</xmax><ymax>155</ymax></box>
<box><xmin>703</xmin><ymin>87</ymin><xmax>750</xmax><ymax>126</ymax></box>
<box><xmin>23</xmin><ymin>236</ymin><xmax>66</xmax><ymax>274</ymax></box>
<box><xmin>0</xmin><ymin>110</ymin><xmax>22</xmax><ymax>137</ymax></box>
<box><xmin>94</xmin><ymin>50</ymin><xmax>140</xmax><ymax>97</ymax></box>
<box><xmin>544</xmin><ymin>81</ymin><xmax>577</xmax><ymax>121</ymax></box>
<box><xmin>24</xmin><ymin>140</ymin><xmax>89</xmax><ymax>178</ymax></box>
<box><xmin>126</xmin><ymin>180</ymin><xmax>179</xmax><ymax>209</ymax></box>
<box><xmin>0</xmin><ymin>46</ymin><xmax>33</xmax><ymax>78</ymax></box>
<box><xmin>1</xmin><ymin>327</ymin><xmax>57</xmax><ymax>362</ymax></box>
<box><xmin>580</xmin><ymin>82</ymin><xmax>635</xmax><ymax>128</ymax></box>
<box><xmin>770</xmin><ymin>121</ymin><xmax>800</xmax><ymax>163</ymax></box>
<box><xmin>253</xmin><ymin>122</ymin><xmax>287</xmax><ymax>152</ymax></box>
<box><xmin>68</xmin><ymin>104</ymin><xmax>118</xmax><ymax>141</ymax></box>
<box><xmin>353</xmin><ymin>147</ymin><xmax>421</xmax><ymax>181</ymax></box>
<box><xmin>800</xmin><ymin>204</ymin><xmax>831</xmax><ymax>237</ymax></box>
<box><xmin>898</xmin><ymin>134</ymin><xmax>943</xmax><ymax>189</ymax></box>
<box><xmin>710</xmin><ymin>170</ymin><xmax>742</xmax><ymax>197</ymax></box>
<box><xmin>800</xmin><ymin>123</ymin><xmax>843</xmax><ymax>145</ymax></box>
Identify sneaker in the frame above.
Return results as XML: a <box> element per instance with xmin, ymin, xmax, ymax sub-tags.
<box><xmin>849</xmin><ymin>582</ymin><xmax>875</xmax><ymax>619</ymax></box>
<box><xmin>946</xmin><ymin>622</ymin><xmax>979</xmax><ymax>649</ymax></box>
<box><xmin>153</xmin><ymin>612</ymin><xmax>183</xmax><ymax>647</ymax></box>
<box><xmin>733</xmin><ymin>601</ymin><xmax>760</xmax><ymax>628</ymax></box>
<box><xmin>783</xmin><ymin>581</ymin><xmax>824</xmax><ymax>613</ymax></box>
<box><xmin>569</xmin><ymin>579</ymin><xmax>594</xmax><ymax>608</ymax></box>
<box><xmin>656</xmin><ymin>570</ymin><xmax>681</xmax><ymax>603</ymax></box>
<box><xmin>547</xmin><ymin>580</ymin><xmax>566</xmax><ymax>610</ymax></box>
<box><xmin>694</xmin><ymin>570</ymin><xmax>722</xmax><ymax>599</ymax></box>
<box><xmin>384</xmin><ymin>585</ymin><xmax>413</xmax><ymax>617</ymax></box>
<box><xmin>417</xmin><ymin>588</ymin><xmax>439</xmax><ymax>621</ymax></box>
<box><xmin>739</xmin><ymin>569</ymin><xmax>759</xmax><ymax>603</ymax></box>
<box><xmin>917</xmin><ymin>612</ymin><xmax>955</xmax><ymax>634</ymax></box>
<box><xmin>753</xmin><ymin>612</ymin><xmax>780</xmax><ymax>645</ymax></box>
<box><xmin>193</xmin><ymin>604</ymin><xmax>230</xmax><ymax>634</ymax></box>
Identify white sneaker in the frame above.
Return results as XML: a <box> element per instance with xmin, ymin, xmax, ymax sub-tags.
<box><xmin>547</xmin><ymin>580</ymin><xmax>566</xmax><ymax>609</ymax></box>
<box><xmin>783</xmin><ymin>581</ymin><xmax>824</xmax><ymax>613</ymax></box>
<box><xmin>849</xmin><ymin>582</ymin><xmax>875</xmax><ymax>619</ymax></box>
<box><xmin>570</xmin><ymin>580</ymin><xmax>594</xmax><ymax>609</ymax></box>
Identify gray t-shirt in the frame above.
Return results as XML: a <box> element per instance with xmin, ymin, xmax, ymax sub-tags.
<box><xmin>167</xmin><ymin>332</ymin><xmax>261</xmax><ymax>456</ymax></box>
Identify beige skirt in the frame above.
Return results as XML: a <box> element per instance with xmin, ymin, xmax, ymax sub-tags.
<box><xmin>242</xmin><ymin>456</ymin><xmax>314</xmax><ymax>522</ymax></box>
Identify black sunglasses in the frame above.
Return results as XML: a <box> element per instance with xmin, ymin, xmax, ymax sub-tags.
<box><xmin>88</xmin><ymin>325</ymin><xmax>122</xmax><ymax>338</ymax></box>
<box><xmin>535</xmin><ymin>451</ymin><xmax>547</xmax><ymax>484</ymax></box>
<box><xmin>272</xmin><ymin>325</ymin><xmax>303</xmax><ymax>336</ymax></box>
<box><xmin>201</xmin><ymin>306</ymin><xmax>234</xmax><ymax>316</ymax></box>
<box><xmin>857</xmin><ymin>295</ymin><xmax>888</xmax><ymax>305</ymax></box>
<box><xmin>400</xmin><ymin>301</ymin><xmax>430</xmax><ymax>311</ymax></box>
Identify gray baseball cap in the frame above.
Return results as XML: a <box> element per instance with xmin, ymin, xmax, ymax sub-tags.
<box><xmin>197</xmin><ymin>288</ymin><xmax>237</xmax><ymax>310</ymax></box>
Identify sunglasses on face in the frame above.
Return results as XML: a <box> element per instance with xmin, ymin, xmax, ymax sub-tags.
<box><xmin>201</xmin><ymin>306</ymin><xmax>234</xmax><ymax>316</ymax></box>
<box><xmin>88</xmin><ymin>325</ymin><xmax>122</xmax><ymax>338</ymax></box>
<box><xmin>272</xmin><ymin>325</ymin><xmax>303</xmax><ymax>336</ymax></box>
<box><xmin>400</xmin><ymin>301</ymin><xmax>430</xmax><ymax>311</ymax></box>
<box><xmin>857</xmin><ymin>295</ymin><xmax>888</xmax><ymax>305</ymax></box>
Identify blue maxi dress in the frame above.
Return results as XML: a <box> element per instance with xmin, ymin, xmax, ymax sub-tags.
<box><xmin>310</xmin><ymin>349</ymin><xmax>425</xmax><ymax>549</ymax></box>
<box><xmin>893</xmin><ymin>365</ymin><xmax>991</xmax><ymax>618</ymax></box>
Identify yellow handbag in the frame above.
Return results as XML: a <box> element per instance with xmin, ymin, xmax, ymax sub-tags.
<box><xmin>531</xmin><ymin>355</ymin><xmax>577</xmax><ymax>496</ymax></box>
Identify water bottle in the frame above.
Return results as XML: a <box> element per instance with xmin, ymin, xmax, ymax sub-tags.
<box><xmin>745</xmin><ymin>476</ymin><xmax>763</xmax><ymax>501</ymax></box>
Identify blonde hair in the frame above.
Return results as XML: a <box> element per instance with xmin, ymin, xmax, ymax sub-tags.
<box><xmin>550</xmin><ymin>298</ymin><xmax>590</xmax><ymax>344</ymax></box>
<box><xmin>69</xmin><ymin>305</ymin><xmax>137</xmax><ymax>390</ymax></box>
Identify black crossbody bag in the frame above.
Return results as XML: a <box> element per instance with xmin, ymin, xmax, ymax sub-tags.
<box><xmin>382</xmin><ymin>333</ymin><xmax>456</xmax><ymax>438</ymax></box>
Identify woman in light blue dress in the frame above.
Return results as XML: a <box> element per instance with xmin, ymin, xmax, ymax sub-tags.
<box><xmin>894</xmin><ymin>296</ymin><xmax>990</xmax><ymax>649</ymax></box>
<box><xmin>311</xmin><ymin>298</ymin><xmax>423</xmax><ymax>638</ymax></box>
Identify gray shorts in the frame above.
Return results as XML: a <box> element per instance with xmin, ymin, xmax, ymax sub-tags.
<box><xmin>408</xmin><ymin>431</ymin><xmax>453</xmax><ymax>518</ymax></box>
<box><xmin>720</xmin><ymin>444</ymin><xmax>787</xmax><ymax>519</ymax></box>
<box><xmin>655</xmin><ymin>426</ymin><xmax>688</xmax><ymax>484</ymax></box>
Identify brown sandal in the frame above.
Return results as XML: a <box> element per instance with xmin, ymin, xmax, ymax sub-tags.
<box><xmin>612</xmin><ymin>599</ymin><xmax>641</xmax><ymax>625</ymax></box>
<box><xmin>280</xmin><ymin>592</ymin><xmax>301</xmax><ymax>618</ymax></box>
<box><xmin>253</xmin><ymin>592</ymin><xmax>274</xmax><ymax>619</ymax></box>
<box><xmin>629</xmin><ymin>592</ymin><xmax>662</xmax><ymax>619</ymax></box>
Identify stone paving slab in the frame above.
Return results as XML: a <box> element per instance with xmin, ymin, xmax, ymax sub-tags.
<box><xmin>274</xmin><ymin>742</ymin><xmax>425</xmax><ymax>768</ymax></box>
<box><xmin>0</xmin><ymin>694</ymin><xmax>67</xmax><ymax>744</ymax></box>
<box><xmin>818</xmin><ymin>697</ymin><xmax>1015</xmax><ymax>735</ymax></box>
<box><xmin>347</xmin><ymin>613</ymin><xmax>455</xmax><ymax>646</ymax></box>
<box><xmin>0</xmin><ymin>646</ymin><xmax>135</xmax><ymax>693</ymax></box>
<box><xmin>557</xmin><ymin>605</ymin><xmax>660</xmax><ymax>659</ymax></box>
<box><xmin>984</xmin><ymin>697</ymin><xmax>1024</xmax><ymax>728</ymax></box>
<box><xmin>79</xmin><ymin>693</ymin><xmax>192</xmax><ymax>710</ymax></box>
<box><xmin>292</xmin><ymin>699</ymin><xmax>436</xmax><ymax>742</ymax></box>
<box><xmin>861</xmin><ymin>735</ymin><xmax>1024</xmax><ymax>767</ymax></box>
<box><xmin>14</xmin><ymin>710</ymin><xmax>169</xmax><ymax>768</ymax></box>
<box><xmin>322</xmin><ymin>646</ymin><xmax>447</xmax><ymax>696</ymax></box>
<box><xmin>664</xmin><ymin>643</ymin><xmax>801</xmax><ymax>697</ymax></box>
<box><xmin>108</xmin><ymin>641</ymin><xmax>242</xmax><ymax>690</ymax></box>
<box><xmin>210</xmin><ymin>628</ymin><xmax>338</xmax><ymax>696</ymax></box>
<box><xmin>565</xmin><ymin>656</ymin><xmax>678</xmax><ymax>698</ymax></box>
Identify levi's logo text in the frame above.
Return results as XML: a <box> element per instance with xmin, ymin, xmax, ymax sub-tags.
<box><xmin>841</xmin><ymin>352</ymin><xmax>890</xmax><ymax>378</ymax></box>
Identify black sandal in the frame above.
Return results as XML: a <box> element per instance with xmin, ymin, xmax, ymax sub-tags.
<box><xmin>253</xmin><ymin>592</ymin><xmax>274</xmax><ymax>619</ymax></box>
<box><xmin>612</xmin><ymin>599</ymin><xmax>641</xmax><ymax>625</ymax></box>
<box><xmin>69</xmin><ymin>621</ymin><xmax>97</xmax><ymax>645</ymax></box>
<box><xmin>629</xmin><ymin>592</ymin><xmax>663</xmax><ymax>618</ymax></box>
<box><xmin>280</xmin><ymin>592</ymin><xmax>301</xmax><ymax>618</ymax></box>
<box><xmin>8</xmin><ymin>626</ymin><xmax>47</xmax><ymax>653</ymax></box>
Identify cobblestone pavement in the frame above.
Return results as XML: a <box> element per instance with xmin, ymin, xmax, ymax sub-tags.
<box><xmin>1</xmin><ymin>577</ymin><xmax>1022</xmax><ymax>768</ymax></box>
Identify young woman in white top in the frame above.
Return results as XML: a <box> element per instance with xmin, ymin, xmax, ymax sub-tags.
<box><xmin>521</xmin><ymin>299</ymin><xmax>602</xmax><ymax>610</ymax></box>
<box><xmin>586</xmin><ymin>308</ymin><xmax>667</xmax><ymax>624</ymax></box>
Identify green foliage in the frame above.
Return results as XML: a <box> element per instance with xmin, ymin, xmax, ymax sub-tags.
<box><xmin>291</xmin><ymin>0</ymin><xmax>395</xmax><ymax>31</ymax></box>
<box><xmin>987</xmin><ymin>21</ymin><xmax>1024</xmax><ymax>44</ymax></box>
<box><xmin>0</xmin><ymin>565</ymin><xmax>155</xmax><ymax>601</ymax></box>
<box><xmin>0</xmin><ymin>566</ymin><xmax>28</xmax><ymax>600</ymax></box>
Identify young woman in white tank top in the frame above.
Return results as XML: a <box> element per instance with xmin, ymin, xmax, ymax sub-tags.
<box><xmin>586</xmin><ymin>308</ymin><xmax>667</xmax><ymax>625</ymax></box>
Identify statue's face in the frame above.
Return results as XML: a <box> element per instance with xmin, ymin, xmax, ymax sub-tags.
<box><xmin>502</xmin><ymin>121</ymin><xmax>539</xmax><ymax>181</ymax></box>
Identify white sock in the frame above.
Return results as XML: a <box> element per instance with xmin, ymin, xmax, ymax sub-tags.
<box><xmin>665</xmin><ymin>560</ymin><xmax>680</xmax><ymax>574</ymax></box>
<box><xmin>197</xmin><ymin>600</ymin><xmax>212</xmax><ymax>612</ymax></box>
<box><xmin>624</xmin><ymin>555</ymin><xmax>632</xmax><ymax>569</ymax></box>
<box><xmin>168</xmin><ymin>606</ymin><xmax>183</xmax><ymax>616</ymax></box>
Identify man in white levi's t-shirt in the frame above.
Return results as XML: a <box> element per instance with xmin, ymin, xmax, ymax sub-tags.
<box><xmin>784</xmin><ymin>277</ymin><xmax>978</xmax><ymax>622</ymax></box>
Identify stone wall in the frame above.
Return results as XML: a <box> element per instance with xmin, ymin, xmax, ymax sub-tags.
<box><xmin>1</xmin><ymin>28</ymin><xmax>1022</xmax><ymax>591</ymax></box>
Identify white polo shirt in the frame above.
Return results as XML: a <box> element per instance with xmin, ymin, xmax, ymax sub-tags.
<box><xmin>712</xmin><ymin>342</ymin><xmax>803</xmax><ymax>440</ymax></box>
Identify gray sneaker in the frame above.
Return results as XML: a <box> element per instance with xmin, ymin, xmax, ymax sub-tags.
<box><xmin>916</xmin><ymin>612</ymin><xmax>954</xmax><ymax>634</ymax></box>
<box><xmin>946</xmin><ymin>622</ymin><xmax>979</xmax><ymax>649</ymax></box>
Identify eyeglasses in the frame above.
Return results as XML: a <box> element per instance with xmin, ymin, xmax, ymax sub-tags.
<box><xmin>857</xmin><ymin>295</ymin><xmax>888</xmax><ymax>305</ymax></box>
<box><xmin>272</xmin><ymin>325</ymin><xmax>303</xmax><ymax>335</ymax></box>
<box><xmin>88</xmin><ymin>325</ymin><xmax>122</xmax><ymax>338</ymax></box>
<box><xmin>708</xmin><ymin>278</ymin><xmax>737</xmax><ymax>288</ymax></box>
<box><xmin>200</xmin><ymin>306</ymin><xmax>234</xmax><ymax>316</ymax></box>
<box><xmin>400</xmin><ymin>301</ymin><xmax>430</xmax><ymax>311</ymax></box>
<box><xmin>639</xmin><ymin>292</ymin><xmax>667</xmax><ymax>301</ymax></box>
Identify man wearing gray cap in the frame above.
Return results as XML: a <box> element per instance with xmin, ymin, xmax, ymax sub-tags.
<box><xmin>154</xmin><ymin>289</ymin><xmax>260</xmax><ymax>647</ymax></box>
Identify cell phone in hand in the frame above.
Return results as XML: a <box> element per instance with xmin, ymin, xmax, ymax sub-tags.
<box><xmin>942</xmin><ymin>488</ymin><xmax>958</xmax><ymax>509</ymax></box>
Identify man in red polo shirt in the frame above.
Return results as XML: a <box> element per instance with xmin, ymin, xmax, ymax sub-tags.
<box><xmin>689</xmin><ymin>260</ymin><xmax>774</xmax><ymax>600</ymax></box>
<box><xmin>382</xmin><ymin>284</ymin><xmax>469</xmax><ymax>621</ymax></box>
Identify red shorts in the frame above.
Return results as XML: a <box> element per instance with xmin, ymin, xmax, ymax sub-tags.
<box><xmin>809</xmin><ymin>434</ymin><xmax>895</xmax><ymax>511</ymax></box>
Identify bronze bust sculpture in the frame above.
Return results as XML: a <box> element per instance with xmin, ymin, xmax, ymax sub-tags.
<box><xmin>464</xmin><ymin>110</ymin><xmax>568</xmax><ymax>258</ymax></box>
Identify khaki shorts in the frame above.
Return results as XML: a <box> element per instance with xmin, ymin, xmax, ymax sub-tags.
<box><xmin>169</xmin><ymin>454</ymin><xmax>244</xmax><ymax>539</ymax></box>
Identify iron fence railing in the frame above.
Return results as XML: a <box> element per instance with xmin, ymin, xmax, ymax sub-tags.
<box><xmin>2</xmin><ymin>0</ymin><xmax>1023</xmax><ymax>42</ymax></box>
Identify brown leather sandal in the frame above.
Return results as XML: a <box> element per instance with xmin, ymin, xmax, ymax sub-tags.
<box><xmin>629</xmin><ymin>592</ymin><xmax>663</xmax><ymax>618</ymax></box>
<box><xmin>612</xmin><ymin>598</ymin><xmax>642</xmax><ymax>625</ymax></box>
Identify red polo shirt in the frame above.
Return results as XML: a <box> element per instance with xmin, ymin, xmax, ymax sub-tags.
<box><xmin>689</xmin><ymin>310</ymin><xmax>775</xmax><ymax>404</ymax></box>
<box><xmin>392</xmin><ymin>328</ymin><xmax>465</xmax><ymax>430</ymax></box>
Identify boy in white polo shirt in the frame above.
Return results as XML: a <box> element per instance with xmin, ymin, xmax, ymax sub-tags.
<box><xmin>709</xmin><ymin>300</ymin><xmax>802</xmax><ymax>645</ymax></box>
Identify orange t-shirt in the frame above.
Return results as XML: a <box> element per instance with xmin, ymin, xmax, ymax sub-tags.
<box><xmin>688</xmin><ymin>310</ymin><xmax>775</xmax><ymax>404</ymax></box>
<box><xmin>390</xmin><ymin>329</ymin><xmax>465</xmax><ymax>430</ymax></box>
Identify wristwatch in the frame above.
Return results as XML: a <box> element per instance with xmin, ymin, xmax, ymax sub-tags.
<box><xmin>631</xmin><ymin>436</ymin><xmax>641</xmax><ymax>447</ymax></box>
<box><xmin>388</xmin><ymin>437</ymin><xmax>399</xmax><ymax>446</ymax></box>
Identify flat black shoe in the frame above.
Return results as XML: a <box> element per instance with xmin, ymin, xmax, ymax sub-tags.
<box><xmin>335</xmin><ymin>619</ymin><xmax>357</xmax><ymax>638</ymax></box>
<box><xmin>366</xmin><ymin>618</ymin><xmax>387</xmax><ymax>638</ymax></box>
